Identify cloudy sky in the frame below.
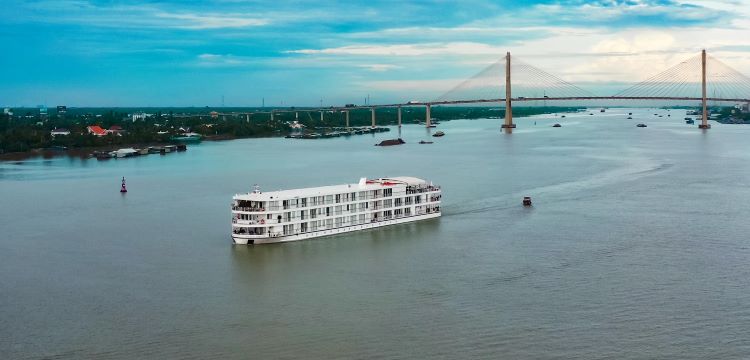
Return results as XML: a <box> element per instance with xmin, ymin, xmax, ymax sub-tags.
<box><xmin>2</xmin><ymin>0</ymin><xmax>749</xmax><ymax>107</ymax></box>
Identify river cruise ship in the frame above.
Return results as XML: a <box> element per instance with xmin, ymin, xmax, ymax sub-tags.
<box><xmin>231</xmin><ymin>177</ymin><xmax>441</xmax><ymax>244</ymax></box>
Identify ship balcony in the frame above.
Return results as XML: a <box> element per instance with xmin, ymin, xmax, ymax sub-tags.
<box><xmin>232</xmin><ymin>206</ymin><xmax>267</xmax><ymax>212</ymax></box>
<box><xmin>232</xmin><ymin>219</ymin><xmax>265</xmax><ymax>225</ymax></box>
<box><xmin>232</xmin><ymin>228</ymin><xmax>267</xmax><ymax>236</ymax></box>
<box><xmin>406</xmin><ymin>186</ymin><xmax>441</xmax><ymax>195</ymax></box>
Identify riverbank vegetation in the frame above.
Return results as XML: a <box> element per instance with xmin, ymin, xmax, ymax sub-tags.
<box><xmin>1</xmin><ymin>106</ymin><xmax>582</xmax><ymax>154</ymax></box>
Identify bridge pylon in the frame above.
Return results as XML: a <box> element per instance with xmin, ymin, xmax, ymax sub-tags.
<box><xmin>699</xmin><ymin>49</ymin><xmax>711</xmax><ymax>129</ymax></box>
<box><xmin>426</xmin><ymin>104</ymin><xmax>431</xmax><ymax>128</ymax></box>
<box><xmin>501</xmin><ymin>51</ymin><xmax>515</xmax><ymax>129</ymax></box>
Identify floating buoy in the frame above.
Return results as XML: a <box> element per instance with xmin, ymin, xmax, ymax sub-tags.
<box><xmin>120</xmin><ymin>177</ymin><xmax>127</xmax><ymax>193</ymax></box>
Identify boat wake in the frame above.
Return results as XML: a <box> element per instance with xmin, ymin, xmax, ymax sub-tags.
<box><xmin>444</xmin><ymin>158</ymin><xmax>673</xmax><ymax>217</ymax></box>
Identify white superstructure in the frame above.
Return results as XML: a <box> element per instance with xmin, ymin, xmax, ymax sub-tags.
<box><xmin>231</xmin><ymin>177</ymin><xmax>441</xmax><ymax>244</ymax></box>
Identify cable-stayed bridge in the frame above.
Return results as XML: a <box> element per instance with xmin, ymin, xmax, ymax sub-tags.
<box><xmin>219</xmin><ymin>50</ymin><xmax>750</xmax><ymax>131</ymax></box>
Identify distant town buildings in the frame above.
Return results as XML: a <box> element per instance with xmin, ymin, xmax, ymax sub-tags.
<box><xmin>3</xmin><ymin>108</ymin><xmax>11</xmax><ymax>116</ymax></box>
<box><xmin>38</xmin><ymin>105</ymin><xmax>48</xmax><ymax>120</ymax></box>
<box><xmin>56</xmin><ymin>106</ymin><xmax>67</xmax><ymax>116</ymax></box>
<box><xmin>86</xmin><ymin>125</ymin><xmax>107</xmax><ymax>136</ymax></box>
<box><xmin>108</xmin><ymin>125</ymin><xmax>124</xmax><ymax>135</ymax></box>
<box><xmin>50</xmin><ymin>128</ymin><xmax>71</xmax><ymax>136</ymax></box>
<box><xmin>131</xmin><ymin>112</ymin><xmax>148</xmax><ymax>121</ymax></box>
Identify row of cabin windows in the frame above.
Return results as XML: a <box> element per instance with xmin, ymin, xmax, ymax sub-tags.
<box><xmin>270</xmin><ymin>196</ymin><xmax>436</xmax><ymax>222</ymax></box>
<box><xmin>275</xmin><ymin>189</ymin><xmax>413</xmax><ymax>210</ymax></box>
<box><xmin>277</xmin><ymin>209</ymin><xmax>417</xmax><ymax>235</ymax></box>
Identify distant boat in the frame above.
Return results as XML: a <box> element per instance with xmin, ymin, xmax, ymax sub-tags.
<box><xmin>627</xmin><ymin>116</ymin><xmax>632</xmax><ymax>119</ymax></box>
<box><xmin>628</xmin><ymin>112</ymin><xmax>633</xmax><ymax>115</ymax></box>
<box><xmin>686</xmin><ymin>119</ymin><xmax>694</xmax><ymax>124</ymax></box>
<box><xmin>171</xmin><ymin>132</ymin><xmax>202</xmax><ymax>142</ymax></box>
<box><xmin>375</xmin><ymin>138</ymin><xmax>405</xmax><ymax>146</ymax></box>
<box><xmin>432</xmin><ymin>131</ymin><xmax>445</xmax><ymax>137</ymax></box>
<box><xmin>552</xmin><ymin>123</ymin><xmax>562</xmax><ymax>127</ymax></box>
<box><xmin>418</xmin><ymin>140</ymin><xmax>433</xmax><ymax>144</ymax></box>
<box><xmin>115</xmin><ymin>148</ymin><xmax>139</xmax><ymax>158</ymax></box>
<box><xmin>561</xmin><ymin>115</ymin><xmax>566</xmax><ymax>118</ymax></box>
<box><xmin>636</xmin><ymin>123</ymin><xmax>647</xmax><ymax>128</ymax></box>
<box><xmin>600</xmin><ymin>108</ymin><xmax>605</xmax><ymax>112</ymax></box>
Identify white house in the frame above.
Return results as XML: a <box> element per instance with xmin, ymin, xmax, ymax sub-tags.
<box><xmin>50</xmin><ymin>128</ymin><xmax>71</xmax><ymax>136</ymax></box>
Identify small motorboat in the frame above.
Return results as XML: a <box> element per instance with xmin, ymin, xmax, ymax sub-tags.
<box><xmin>686</xmin><ymin>119</ymin><xmax>694</xmax><ymax>124</ymax></box>
<box><xmin>432</xmin><ymin>131</ymin><xmax>445</xmax><ymax>137</ymax></box>
<box><xmin>418</xmin><ymin>140</ymin><xmax>433</xmax><ymax>144</ymax></box>
<box><xmin>523</xmin><ymin>196</ymin><xmax>532</xmax><ymax>206</ymax></box>
<box><xmin>628</xmin><ymin>112</ymin><xmax>633</xmax><ymax>115</ymax></box>
<box><xmin>561</xmin><ymin>115</ymin><xmax>566</xmax><ymax>118</ymax></box>
<box><xmin>552</xmin><ymin>123</ymin><xmax>561</xmax><ymax>127</ymax></box>
<box><xmin>627</xmin><ymin>116</ymin><xmax>633</xmax><ymax>119</ymax></box>
<box><xmin>636</xmin><ymin>123</ymin><xmax>647</xmax><ymax>128</ymax></box>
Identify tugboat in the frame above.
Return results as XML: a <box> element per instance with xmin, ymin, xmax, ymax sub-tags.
<box><xmin>432</xmin><ymin>131</ymin><xmax>445</xmax><ymax>137</ymax></box>
<box><xmin>120</xmin><ymin>177</ymin><xmax>128</xmax><ymax>193</ymax></box>
<box><xmin>523</xmin><ymin>196</ymin><xmax>532</xmax><ymax>206</ymax></box>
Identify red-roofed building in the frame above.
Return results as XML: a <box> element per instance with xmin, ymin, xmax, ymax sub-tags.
<box><xmin>107</xmin><ymin>125</ymin><xmax>124</xmax><ymax>135</ymax></box>
<box><xmin>87</xmin><ymin>125</ymin><xmax>107</xmax><ymax>136</ymax></box>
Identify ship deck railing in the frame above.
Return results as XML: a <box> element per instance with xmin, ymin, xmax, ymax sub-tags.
<box><xmin>232</xmin><ymin>206</ymin><xmax>266</xmax><ymax>212</ymax></box>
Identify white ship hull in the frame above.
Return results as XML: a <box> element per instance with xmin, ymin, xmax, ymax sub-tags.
<box><xmin>232</xmin><ymin>212</ymin><xmax>440</xmax><ymax>245</ymax></box>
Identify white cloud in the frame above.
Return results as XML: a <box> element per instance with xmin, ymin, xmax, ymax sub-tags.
<box><xmin>20</xmin><ymin>1</ymin><xmax>269</xmax><ymax>30</ymax></box>
<box><xmin>154</xmin><ymin>12</ymin><xmax>268</xmax><ymax>29</ymax></box>
<box><xmin>196</xmin><ymin>53</ymin><xmax>253</xmax><ymax>67</ymax></box>
<box><xmin>288</xmin><ymin>42</ymin><xmax>507</xmax><ymax>56</ymax></box>
<box><xmin>365</xmin><ymin>78</ymin><xmax>469</xmax><ymax>91</ymax></box>
<box><xmin>356</xmin><ymin>64</ymin><xmax>402</xmax><ymax>72</ymax></box>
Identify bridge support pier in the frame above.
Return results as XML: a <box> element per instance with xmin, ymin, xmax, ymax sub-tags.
<box><xmin>501</xmin><ymin>51</ymin><xmax>515</xmax><ymax>129</ymax></box>
<box><xmin>699</xmin><ymin>49</ymin><xmax>711</xmax><ymax>129</ymax></box>
<box><xmin>397</xmin><ymin>106</ymin><xmax>402</xmax><ymax>127</ymax></box>
<box><xmin>425</xmin><ymin>104</ymin><xmax>431</xmax><ymax>128</ymax></box>
<box><xmin>246</xmin><ymin>114</ymin><xmax>250</xmax><ymax>123</ymax></box>
<box><xmin>320</xmin><ymin>111</ymin><xmax>324</xmax><ymax>122</ymax></box>
<box><xmin>270</xmin><ymin>112</ymin><xmax>274</xmax><ymax>121</ymax></box>
<box><xmin>345</xmin><ymin>111</ymin><xmax>350</xmax><ymax>129</ymax></box>
<box><xmin>371</xmin><ymin>108</ymin><xmax>376</xmax><ymax>128</ymax></box>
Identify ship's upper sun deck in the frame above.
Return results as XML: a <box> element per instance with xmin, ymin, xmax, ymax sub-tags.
<box><xmin>233</xmin><ymin>177</ymin><xmax>433</xmax><ymax>201</ymax></box>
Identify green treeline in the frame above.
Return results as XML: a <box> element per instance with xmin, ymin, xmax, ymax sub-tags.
<box><xmin>0</xmin><ymin>106</ymin><xmax>580</xmax><ymax>153</ymax></box>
